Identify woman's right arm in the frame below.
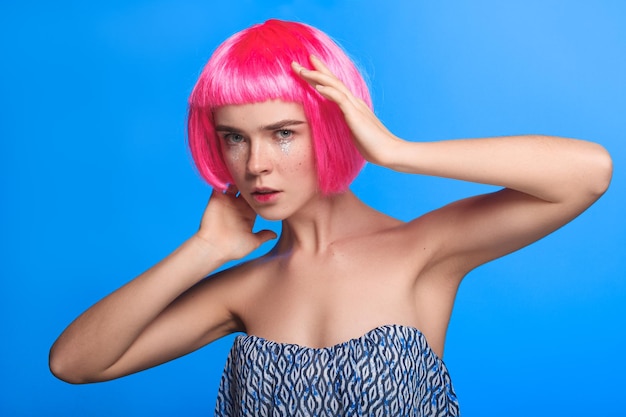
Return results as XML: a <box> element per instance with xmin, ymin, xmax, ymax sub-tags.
<box><xmin>49</xmin><ymin>189</ymin><xmax>276</xmax><ymax>384</ymax></box>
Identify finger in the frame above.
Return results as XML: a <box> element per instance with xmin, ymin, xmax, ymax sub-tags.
<box><xmin>292</xmin><ymin>60</ymin><xmax>357</xmax><ymax>104</ymax></box>
<box><xmin>255</xmin><ymin>229</ymin><xmax>278</xmax><ymax>243</ymax></box>
<box><xmin>308</xmin><ymin>55</ymin><xmax>334</xmax><ymax>76</ymax></box>
<box><xmin>300</xmin><ymin>69</ymin><xmax>353</xmax><ymax>99</ymax></box>
<box><xmin>291</xmin><ymin>61</ymin><xmax>317</xmax><ymax>85</ymax></box>
<box><xmin>314</xmin><ymin>84</ymin><xmax>362</xmax><ymax>117</ymax></box>
<box><xmin>308</xmin><ymin>56</ymin><xmax>357</xmax><ymax>100</ymax></box>
<box><xmin>224</xmin><ymin>184</ymin><xmax>239</xmax><ymax>196</ymax></box>
<box><xmin>308</xmin><ymin>57</ymin><xmax>376</xmax><ymax>120</ymax></box>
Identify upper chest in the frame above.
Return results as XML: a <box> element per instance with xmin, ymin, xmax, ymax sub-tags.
<box><xmin>233</xmin><ymin>232</ymin><xmax>443</xmax><ymax>345</ymax></box>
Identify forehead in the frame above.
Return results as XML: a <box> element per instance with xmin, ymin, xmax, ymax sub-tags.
<box><xmin>213</xmin><ymin>100</ymin><xmax>307</xmax><ymax>128</ymax></box>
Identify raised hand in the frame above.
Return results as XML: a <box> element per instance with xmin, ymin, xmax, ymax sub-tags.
<box><xmin>291</xmin><ymin>55</ymin><xmax>402</xmax><ymax>166</ymax></box>
<box><xmin>195</xmin><ymin>186</ymin><xmax>277</xmax><ymax>262</ymax></box>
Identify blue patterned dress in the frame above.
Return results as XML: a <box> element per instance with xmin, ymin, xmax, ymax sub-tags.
<box><xmin>215</xmin><ymin>324</ymin><xmax>460</xmax><ymax>416</ymax></box>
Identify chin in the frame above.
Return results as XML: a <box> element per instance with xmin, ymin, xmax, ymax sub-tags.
<box><xmin>257</xmin><ymin>213</ymin><xmax>286</xmax><ymax>221</ymax></box>
<box><xmin>254</xmin><ymin>208</ymin><xmax>291</xmax><ymax>222</ymax></box>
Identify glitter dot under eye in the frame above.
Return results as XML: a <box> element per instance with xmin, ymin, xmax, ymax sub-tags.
<box><xmin>278</xmin><ymin>139</ymin><xmax>292</xmax><ymax>155</ymax></box>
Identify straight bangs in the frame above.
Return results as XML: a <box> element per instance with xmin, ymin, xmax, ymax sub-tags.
<box><xmin>188</xmin><ymin>19</ymin><xmax>372</xmax><ymax>194</ymax></box>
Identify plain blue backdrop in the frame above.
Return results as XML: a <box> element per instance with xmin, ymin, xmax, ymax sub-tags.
<box><xmin>1</xmin><ymin>1</ymin><xmax>624</xmax><ymax>416</ymax></box>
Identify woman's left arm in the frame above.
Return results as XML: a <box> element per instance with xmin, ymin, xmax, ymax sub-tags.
<box><xmin>293</xmin><ymin>57</ymin><xmax>613</xmax><ymax>272</ymax></box>
<box><xmin>388</xmin><ymin>136</ymin><xmax>611</xmax><ymax>274</ymax></box>
<box><xmin>385</xmin><ymin>134</ymin><xmax>612</xmax><ymax>206</ymax></box>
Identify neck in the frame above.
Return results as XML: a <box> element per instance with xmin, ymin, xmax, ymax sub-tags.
<box><xmin>274</xmin><ymin>191</ymin><xmax>365</xmax><ymax>255</ymax></box>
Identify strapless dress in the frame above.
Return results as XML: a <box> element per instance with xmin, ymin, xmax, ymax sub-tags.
<box><xmin>215</xmin><ymin>324</ymin><xmax>459</xmax><ymax>416</ymax></box>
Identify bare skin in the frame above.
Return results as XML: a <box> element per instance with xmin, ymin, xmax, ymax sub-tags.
<box><xmin>49</xmin><ymin>55</ymin><xmax>612</xmax><ymax>384</ymax></box>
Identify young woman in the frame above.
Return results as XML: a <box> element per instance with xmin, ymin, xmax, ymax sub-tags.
<box><xmin>49</xmin><ymin>19</ymin><xmax>612</xmax><ymax>416</ymax></box>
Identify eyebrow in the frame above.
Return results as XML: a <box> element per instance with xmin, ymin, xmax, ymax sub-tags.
<box><xmin>215</xmin><ymin>119</ymin><xmax>307</xmax><ymax>133</ymax></box>
<box><xmin>263</xmin><ymin>119</ymin><xmax>307</xmax><ymax>130</ymax></box>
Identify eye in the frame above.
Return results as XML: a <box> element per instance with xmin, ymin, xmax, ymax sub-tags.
<box><xmin>223</xmin><ymin>133</ymin><xmax>245</xmax><ymax>145</ymax></box>
<box><xmin>276</xmin><ymin>130</ymin><xmax>293</xmax><ymax>140</ymax></box>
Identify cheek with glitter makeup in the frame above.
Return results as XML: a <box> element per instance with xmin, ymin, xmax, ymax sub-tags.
<box><xmin>278</xmin><ymin>138</ymin><xmax>292</xmax><ymax>155</ymax></box>
<box><xmin>227</xmin><ymin>145</ymin><xmax>244</xmax><ymax>162</ymax></box>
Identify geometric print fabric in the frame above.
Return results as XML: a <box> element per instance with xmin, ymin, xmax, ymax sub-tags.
<box><xmin>215</xmin><ymin>324</ymin><xmax>460</xmax><ymax>416</ymax></box>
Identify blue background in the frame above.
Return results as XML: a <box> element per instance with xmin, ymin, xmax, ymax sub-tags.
<box><xmin>1</xmin><ymin>1</ymin><xmax>624</xmax><ymax>416</ymax></box>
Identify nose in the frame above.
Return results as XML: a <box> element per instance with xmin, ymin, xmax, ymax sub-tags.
<box><xmin>246</xmin><ymin>140</ymin><xmax>273</xmax><ymax>175</ymax></box>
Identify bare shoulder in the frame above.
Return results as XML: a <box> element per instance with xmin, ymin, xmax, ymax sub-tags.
<box><xmin>388</xmin><ymin>201</ymin><xmax>471</xmax><ymax>285</ymax></box>
<box><xmin>369</xmin><ymin>208</ymin><xmax>441</xmax><ymax>265</ymax></box>
<box><xmin>328</xmin><ymin>206</ymin><xmax>442</xmax><ymax>283</ymax></box>
<box><xmin>337</xmin><ymin>198</ymin><xmax>466</xmax><ymax>284</ymax></box>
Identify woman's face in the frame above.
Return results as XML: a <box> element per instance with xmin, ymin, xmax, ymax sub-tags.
<box><xmin>213</xmin><ymin>100</ymin><xmax>319</xmax><ymax>220</ymax></box>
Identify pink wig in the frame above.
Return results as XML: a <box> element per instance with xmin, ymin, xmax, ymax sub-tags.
<box><xmin>187</xmin><ymin>19</ymin><xmax>372</xmax><ymax>195</ymax></box>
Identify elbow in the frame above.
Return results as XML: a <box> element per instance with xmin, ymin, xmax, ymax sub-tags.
<box><xmin>557</xmin><ymin>142</ymin><xmax>612</xmax><ymax>205</ymax></box>
<box><xmin>49</xmin><ymin>354</ymin><xmax>83</xmax><ymax>385</ymax></box>
<box><xmin>49</xmin><ymin>361</ymin><xmax>81</xmax><ymax>385</ymax></box>
<box><xmin>587</xmin><ymin>143</ymin><xmax>613</xmax><ymax>198</ymax></box>
<box><xmin>49</xmin><ymin>345</ymin><xmax>95</xmax><ymax>385</ymax></box>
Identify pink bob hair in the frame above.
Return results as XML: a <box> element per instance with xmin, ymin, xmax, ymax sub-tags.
<box><xmin>187</xmin><ymin>19</ymin><xmax>372</xmax><ymax>195</ymax></box>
